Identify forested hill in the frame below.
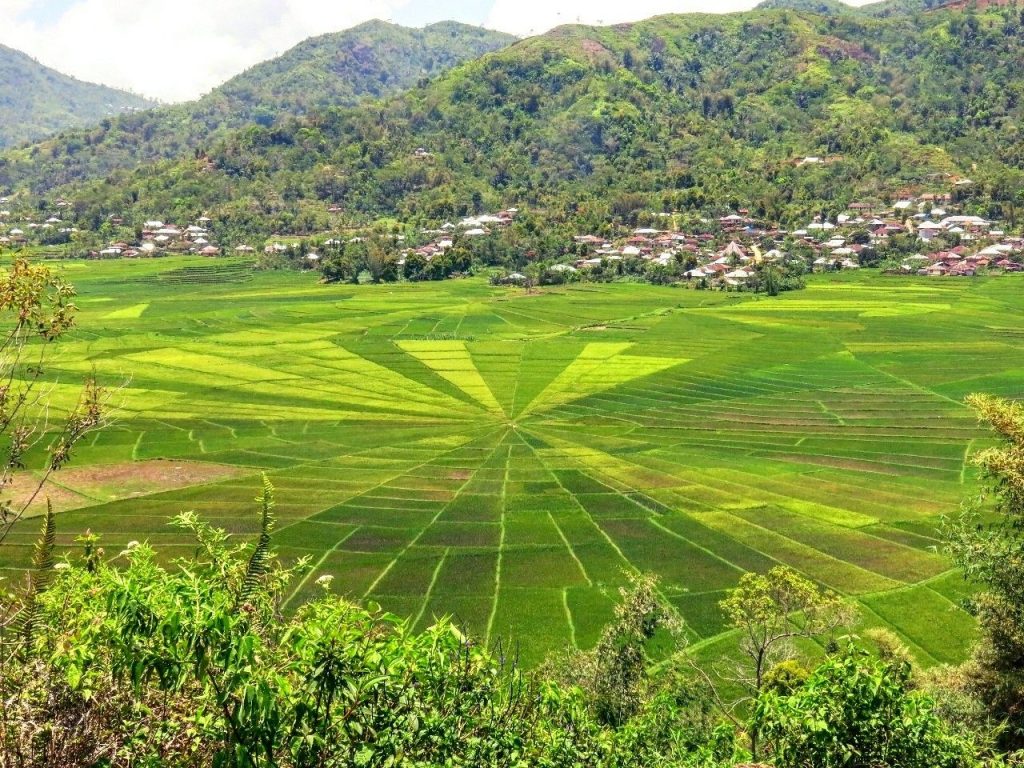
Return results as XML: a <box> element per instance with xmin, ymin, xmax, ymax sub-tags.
<box><xmin>217</xmin><ymin>20</ymin><xmax>518</xmax><ymax>115</ymax></box>
<box><xmin>0</xmin><ymin>44</ymin><xmax>153</xmax><ymax>149</ymax></box>
<box><xmin>8</xmin><ymin>5</ymin><xmax>1024</xmax><ymax>236</ymax></box>
<box><xmin>0</xmin><ymin>21</ymin><xmax>516</xmax><ymax>193</ymax></box>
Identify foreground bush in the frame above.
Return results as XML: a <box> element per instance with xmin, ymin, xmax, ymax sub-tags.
<box><xmin>0</xmin><ymin>474</ymin><xmax>1014</xmax><ymax>768</ymax></box>
<box><xmin>754</xmin><ymin>647</ymin><xmax>987</xmax><ymax>768</ymax></box>
<box><xmin>0</xmin><ymin>481</ymin><xmax>730</xmax><ymax>768</ymax></box>
<box><xmin>945</xmin><ymin>394</ymin><xmax>1024</xmax><ymax>750</ymax></box>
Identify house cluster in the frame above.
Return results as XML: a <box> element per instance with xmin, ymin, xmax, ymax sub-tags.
<box><xmin>840</xmin><ymin>190</ymin><xmax>1021</xmax><ymax>276</ymax></box>
<box><xmin>909</xmin><ymin>208</ymin><xmax>997</xmax><ymax>242</ymax></box>
<box><xmin>577</xmin><ymin>230</ymin><xmax>815</xmax><ymax>286</ymax></box>
<box><xmin>88</xmin><ymin>217</ymin><xmax>254</xmax><ymax>259</ymax></box>
<box><xmin>683</xmin><ymin>242</ymin><xmax>801</xmax><ymax>285</ymax></box>
<box><xmin>261</xmin><ymin>208</ymin><xmax>521</xmax><ymax>267</ymax></box>
<box><xmin>894</xmin><ymin>239</ymin><xmax>1024</xmax><ymax>276</ymax></box>
<box><xmin>567</xmin><ymin>211</ymin><xmax>805</xmax><ymax>281</ymax></box>
<box><xmin>844</xmin><ymin>188</ymin><xmax>995</xmax><ymax>239</ymax></box>
<box><xmin>788</xmin><ymin>190</ymin><xmax>1017</xmax><ymax>276</ymax></box>
<box><xmin>265</xmin><ymin>236</ymin><xmax>386</xmax><ymax>265</ymax></box>
<box><xmin>892</xmin><ymin>209</ymin><xmax>1023</xmax><ymax>276</ymax></box>
<box><xmin>566</xmin><ymin>221</ymin><xmax>801</xmax><ymax>287</ymax></box>
<box><xmin>398</xmin><ymin>208</ymin><xmax>519</xmax><ymax>266</ymax></box>
<box><xmin>0</xmin><ymin>201</ymin><xmax>77</xmax><ymax>246</ymax></box>
<box><xmin>573</xmin><ymin>229</ymin><xmax>720</xmax><ymax>266</ymax></box>
<box><xmin>560</xmin><ymin>192</ymin><xmax>1018</xmax><ymax>284</ymax></box>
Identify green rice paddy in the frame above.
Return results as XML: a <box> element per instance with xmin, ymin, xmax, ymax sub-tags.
<box><xmin>4</xmin><ymin>256</ymin><xmax>1019</xmax><ymax>666</ymax></box>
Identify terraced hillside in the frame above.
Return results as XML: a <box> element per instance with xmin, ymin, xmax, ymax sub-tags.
<box><xmin>3</xmin><ymin>259</ymin><xmax>1017</xmax><ymax>665</ymax></box>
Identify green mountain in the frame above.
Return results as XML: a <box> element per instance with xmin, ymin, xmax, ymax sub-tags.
<box><xmin>0</xmin><ymin>20</ymin><xmax>515</xmax><ymax>193</ymax></box>
<box><xmin>216</xmin><ymin>20</ymin><xmax>517</xmax><ymax>114</ymax></box>
<box><xmin>0</xmin><ymin>44</ymin><xmax>153</xmax><ymax>149</ymax></box>
<box><xmin>8</xmin><ymin>6</ymin><xmax>1024</xmax><ymax>235</ymax></box>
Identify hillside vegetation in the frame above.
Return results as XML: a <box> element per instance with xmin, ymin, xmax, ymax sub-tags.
<box><xmin>0</xmin><ymin>44</ymin><xmax>153</xmax><ymax>149</ymax></box>
<box><xmin>755</xmin><ymin>0</ymin><xmax>953</xmax><ymax>17</ymax></box>
<box><xmin>0</xmin><ymin>21</ymin><xmax>515</xmax><ymax>194</ymax></box>
<box><xmin>3</xmin><ymin>5</ymin><xmax>1022</xmax><ymax>237</ymax></box>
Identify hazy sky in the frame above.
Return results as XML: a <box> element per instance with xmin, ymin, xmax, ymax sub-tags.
<box><xmin>0</xmin><ymin>0</ymin><xmax>861</xmax><ymax>101</ymax></box>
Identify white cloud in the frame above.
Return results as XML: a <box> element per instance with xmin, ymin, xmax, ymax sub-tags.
<box><xmin>0</xmin><ymin>0</ymin><xmax>413</xmax><ymax>102</ymax></box>
<box><xmin>484</xmin><ymin>0</ymin><xmax>757</xmax><ymax>37</ymax></box>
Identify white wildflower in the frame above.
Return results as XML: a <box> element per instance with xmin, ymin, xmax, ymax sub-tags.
<box><xmin>315</xmin><ymin>574</ymin><xmax>334</xmax><ymax>589</ymax></box>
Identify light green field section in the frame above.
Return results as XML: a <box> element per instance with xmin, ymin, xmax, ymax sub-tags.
<box><xmin>104</xmin><ymin>303</ymin><xmax>149</xmax><ymax>319</ymax></box>
<box><xmin>518</xmin><ymin>342</ymin><xmax>685</xmax><ymax>416</ymax></box>
<box><xmin>396</xmin><ymin>340</ymin><xmax>506</xmax><ymax>415</ymax></box>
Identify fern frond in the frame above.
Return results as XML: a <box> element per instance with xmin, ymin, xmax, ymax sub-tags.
<box><xmin>19</xmin><ymin>499</ymin><xmax>57</xmax><ymax>644</ymax></box>
<box><xmin>32</xmin><ymin>498</ymin><xmax>57</xmax><ymax>576</ymax></box>
<box><xmin>239</xmin><ymin>475</ymin><xmax>275</xmax><ymax>606</ymax></box>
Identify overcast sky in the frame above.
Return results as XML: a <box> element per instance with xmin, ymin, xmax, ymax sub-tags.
<box><xmin>0</xmin><ymin>0</ymin><xmax>862</xmax><ymax>102</ymax></box>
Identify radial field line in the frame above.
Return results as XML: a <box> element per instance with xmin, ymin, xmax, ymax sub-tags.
<box><xmin>960</xmin><ymin>438</ymin><xmax>976</xmax><ymax>485</ymax></box>
<box><xmin>517</xmin><ymin>430</ymin><xmax>636</xmax><ymax>574</ymax></box>
<box><xmin>549</xmin><ymin>512</ymin><xmax>592</xmax><ymax>586</ymax></box>
<box><xmin>282</xmin><ymin>527</ymin><xmax>358</xmax><ymax>610</ymax></box>
<box><xmin>562</xmin><ymin>588</ymin><xmax>578</xmax><ymax>649</ymax></box>
<box><xmin>485</xmin><ymin>436</ymin><xmax>512</xmax><ymax>645</ymax></box>
<box><xmin>363</xmin><ymin>426</ymin><xmax>507</xmax><ymax>598</ymax></box>
<box><xmin>275</xmin><ymin>423</ymin><xmax>502</xmax><ymax>600</ymax></box>
<box><xmin>648</xmin><ymin>518</ymin><xmax>750</xmax><ymax>577</ymax></box>
<box><xmin>413</xmin><ymin>547</ymin><xmax>451</xmax><ymax>629</ymax></box>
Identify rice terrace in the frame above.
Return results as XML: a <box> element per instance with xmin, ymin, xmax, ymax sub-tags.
<box><xmin>2</xmin><ymin>256</ymin><xmax>1016</xmax><ymax>667</ymax></box>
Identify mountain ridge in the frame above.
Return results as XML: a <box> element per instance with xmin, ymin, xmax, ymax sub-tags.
<box><xmin>0</xmin><ymin>20</ymin><xmax>516</xmax><ymax>194</ymax></box>
<box><xmin>755</xmin><ymin>0</ymin><xmax>957</xmax><ymax>15</ymax></box>
<box><xmin>0</xmin><ymin>43</ymin><xmax>154</xmax><ymax>149</ymax></box>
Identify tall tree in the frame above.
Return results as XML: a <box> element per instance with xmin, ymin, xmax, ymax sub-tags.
<box><xmin>543</xmin><ymin>573</ymin><xmax>683</xmax><ymax>727</ymax></box>
<box><xmin>718</xmin><ymin>566</ymin><xmax>853</xmax><ymax>759</ymax></box>
<box><xmin>0</xmin><ymin>257</ymin><xmax>108</xmax><ymax>546</ymax></box>
<box><xmin>946</xmin><ymin>393</ymin><xmax>1024</xmax><ymax>749</ymax></box>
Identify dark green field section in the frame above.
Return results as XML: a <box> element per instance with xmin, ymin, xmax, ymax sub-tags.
<box><xmin>5</xmin><ymin>258</ymin><xmax>1017</xmax><ymax>665</ymax></box>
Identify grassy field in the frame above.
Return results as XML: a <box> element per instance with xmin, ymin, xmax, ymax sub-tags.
<box><xmin>2</xmin><ymin>256</ymin><xmax>1018</xmax><ymax>666</ymax></box>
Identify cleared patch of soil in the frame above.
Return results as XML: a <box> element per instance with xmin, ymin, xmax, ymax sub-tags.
<box><xmin>10</xmin><ymin>460</ymin><xmax>251</xmax><ymax>517</ymax></box>
<box><xmin>580</xmin><ymin>38</ymin><xmax>612</xmax><ymax>58</ymax></box>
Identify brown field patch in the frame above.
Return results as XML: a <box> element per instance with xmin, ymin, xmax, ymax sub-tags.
<box><xmin>766</xmin><ymin>453</ymin><xmax>905</xmax><ymax>475</ymax></box>
<box><xmin>10</xmin><ymin>460</ymin><xmax>251</xmax><ymax>518</ymax></box>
